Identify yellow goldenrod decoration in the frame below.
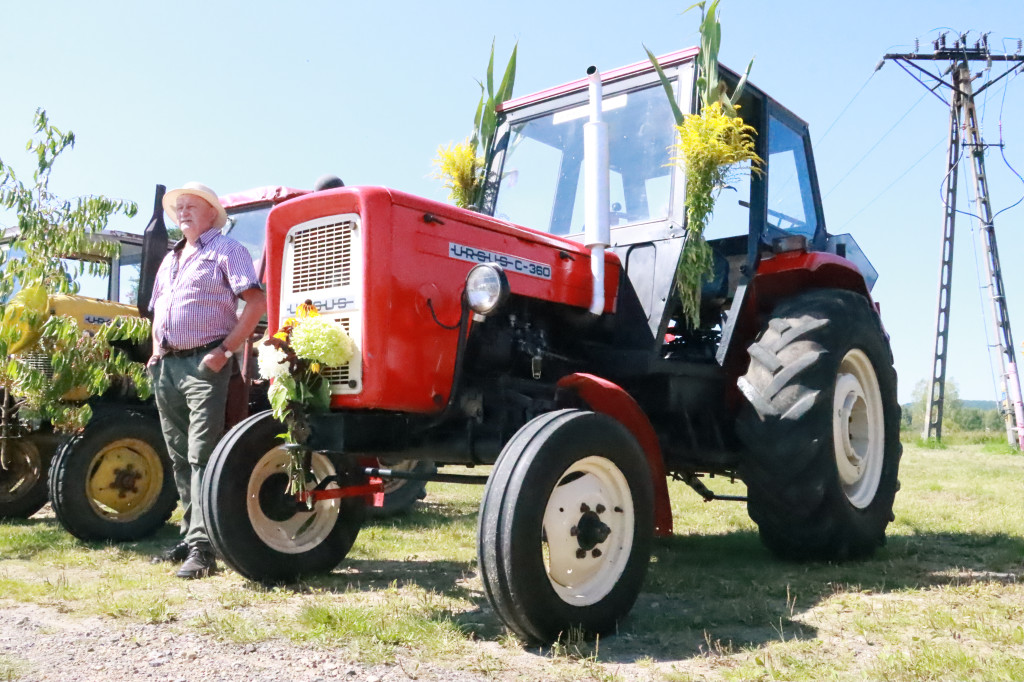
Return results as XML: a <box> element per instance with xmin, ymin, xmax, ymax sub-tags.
<box><xmin>646</xmin><ymin>0</ymin><xmax>758</xmax><ymax>327</ymax></box>
<box><xmin>673</xmin><ymin>102</ymin><xmax>761</xmax><ymax>326</ymax></box>
<box><xmin>432</xmin><ymin>138</ymin><xmax>483</xmax><ymax>209</ymax></box>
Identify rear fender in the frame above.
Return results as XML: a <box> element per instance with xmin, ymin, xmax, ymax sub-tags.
<box><xmin>556</xmin><ymin>373</ymin><xmax>673</xmax><ymax>537</ymax></box>
<box><xmin>718</xmin><ymin>251</ymin><xmax>874</xmax><ymax>377</ymax></box>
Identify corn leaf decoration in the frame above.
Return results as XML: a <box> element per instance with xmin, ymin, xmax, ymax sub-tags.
<box><xmin>647</xmin><ymin>0</ymin><xmax>760</xmax><ymax>327</ymax></box>
<box><xmin>433</xmin><ymin>40</ymin><xmax>517</xmax><ymax>210</ymax></box>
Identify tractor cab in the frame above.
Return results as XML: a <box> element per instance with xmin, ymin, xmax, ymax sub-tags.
<box><xmin>484</xmin><ymin>48</ymin><xmax>876</xmax><ymax>361</ymax></box>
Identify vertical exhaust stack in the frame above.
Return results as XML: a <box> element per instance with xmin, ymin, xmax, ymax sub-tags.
<box><xmin>584</xmin><ymin>65</ymin><xmax>610</xmax><ymax>316</ymax></box>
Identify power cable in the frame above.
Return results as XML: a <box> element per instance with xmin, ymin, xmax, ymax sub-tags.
<box><xmin>823</xmin><ymin>92</ymin><xmax>928</xmax><ymax>199</ymax></box>
<box><xmin>835</xmin><ymin>135</ymin><xmax>946</xmax><ymax>231</ymax></box>
<box><xmin>813</xmin><ymin>69</ymin><xmax>879</xmax><ymax>148</ymax></box>
<box><xmin>993</xmin><ymin>60</ymin><xmax>1024</xmax><ymax>218</ymax></box>
<box><xmin>963</xmin><ymin>158</ymin><xmax>1002</xmax><ymax>402</ymax></box>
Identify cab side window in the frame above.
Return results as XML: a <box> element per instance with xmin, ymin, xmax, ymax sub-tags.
<box><xmin>766</xmin><ymin>114</ymin><xmax>818</xmax><ymax>240</ymax></box>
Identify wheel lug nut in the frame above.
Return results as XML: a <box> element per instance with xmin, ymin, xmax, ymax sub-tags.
<box><xmin>592</xmin><ymin>549</ymin><xmax>602</xmax><ymax>558</ymax></box>
<box><xmin>576</xmin><ymin>549</ymin><xmax>587</xmax><ymax>559</ymax></box>
<box><xmin>580</xmin><ymin>503</ymin><xmax>590</xmax><ymax>513</ymax></box>
<box><xmin>596</xmin><ymin>504</ymin><xmax>605</xmax><ymax>514</ymax></box>
<box><xmin>570</xmin><ymin>526</ymin><xmax>578</xmax><ymax>536</ymax></box>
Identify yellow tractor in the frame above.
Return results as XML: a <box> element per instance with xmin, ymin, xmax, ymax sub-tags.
<box><xmin>0</xmin><ymin>212</ymin><xmax>178</xmax><ymax>541</ymax></box>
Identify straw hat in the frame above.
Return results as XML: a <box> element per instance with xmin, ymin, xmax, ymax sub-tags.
<box><xmin>163</xmin><ymin>181</ymin><xmax>228</xmax><ymax>229</ymax></box>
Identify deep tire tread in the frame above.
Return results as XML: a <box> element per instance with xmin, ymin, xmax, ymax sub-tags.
<box><xmin>49</xmin><ymin>413</ymin><xmax>177</xmax><ymax>542</ymax></box>
<box><xmin>737</xmin><ymin>289</ymin><xmax>902</xmax><ymax>561</ymax></box>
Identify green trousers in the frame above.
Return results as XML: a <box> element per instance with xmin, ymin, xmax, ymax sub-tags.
<box><xmin>151</xmin><ymin>354</ymin><xmax>231</xmax><ymax>546</ymax></box>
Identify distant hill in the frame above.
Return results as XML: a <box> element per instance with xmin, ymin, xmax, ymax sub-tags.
<box><xmin>901</xmin><ymin>399</ymin><xmax>998</xmax><ymax>411</ymax></box>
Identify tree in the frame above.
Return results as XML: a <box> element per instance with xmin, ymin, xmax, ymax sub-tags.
<box><xmin>0</xmin><ymin>108</ymin><xmax>150</xmax><ymax>434</ymax></box>
<box><xmin>907</xmin><ymin>378</ymin><xmax>963</xmax><ymax>432</ymax></box>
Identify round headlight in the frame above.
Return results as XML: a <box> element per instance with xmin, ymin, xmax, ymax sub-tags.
<box><xmin>465</xmin><ymin>264</ymin><xmax>509</xmax><ymax>316</ymax></box>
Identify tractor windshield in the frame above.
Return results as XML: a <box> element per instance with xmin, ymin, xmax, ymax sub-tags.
<box><xmin>493</xmin><ymin>83</ymin><xmax>676</xmax><ymax>236</ymax></box>
<box><xmin>223</xmin><ymin>203</ymin><xmax>272</xmax><ymax>272</ymax></box>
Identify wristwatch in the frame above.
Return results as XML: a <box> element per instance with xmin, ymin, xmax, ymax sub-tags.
<box><xmin>219</xmin><ymin>345</ymin><xmax>234</xmax><ymax>359</ymax></box>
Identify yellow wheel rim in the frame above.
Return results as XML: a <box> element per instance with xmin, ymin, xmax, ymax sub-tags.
<box><xmin>85</xmin><ymin>438</ymin><xmax>164</xmax><ymax>521</ymax></box>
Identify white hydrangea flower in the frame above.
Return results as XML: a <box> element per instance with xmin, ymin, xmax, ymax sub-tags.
<box><xmin>257</xmin><ymin>343</ymin><xmax>291</xmax><ymax>380</ymax></box>
<box><xmin>290</xmin><ymin>317</ymin><xmax>355</xmax><ymax>367</ymax></box>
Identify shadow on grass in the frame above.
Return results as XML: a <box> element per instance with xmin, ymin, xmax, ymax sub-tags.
<box><xmin>8</xmin><ymin>509</ymin><xmax>1024</xmax><ymax>662</ymax></box>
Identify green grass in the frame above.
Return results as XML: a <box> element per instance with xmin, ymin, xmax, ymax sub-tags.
<box><xmin>1</xmin><ymin>448</ymin><xmax>1023</xmax><ymax>680</ymax></box>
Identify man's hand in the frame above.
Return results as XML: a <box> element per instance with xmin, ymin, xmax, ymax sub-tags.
<box><xmin>200</xmin><ymin>348</ymin><xmax>230</xmax><ymax>373</ymax></box>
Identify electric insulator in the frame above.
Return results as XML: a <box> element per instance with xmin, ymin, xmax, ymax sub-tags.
<box><xmin>914</xmin><ymin>38</ymin><xmax>920</xmax><ymax>52</ymax></box>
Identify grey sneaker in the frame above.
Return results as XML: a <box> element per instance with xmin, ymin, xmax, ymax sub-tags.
<box><xmin>151</xmin><ymin>540</ymin><xmax>190</xmax><ymax>564</ymax></box>
<box><xmin>175</xmin><ymin>544</ymin><xmax>218</xmax><ymax>579</ymax></box>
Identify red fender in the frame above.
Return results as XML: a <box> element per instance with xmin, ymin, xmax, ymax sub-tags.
<box><xmin>556</xmin><ymin>373</ymin><xmax>673</xmax><ymax>537</ymax></box>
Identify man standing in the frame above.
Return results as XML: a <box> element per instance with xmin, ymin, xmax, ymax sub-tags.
<box><xmin>148</xmin><ymin>182</ymin><xmax>266</xmax><ymax>579</ymax></box>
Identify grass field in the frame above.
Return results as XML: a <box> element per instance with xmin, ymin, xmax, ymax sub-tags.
<box><xmin>1</xmin><ymin>439</ymin><xmax>1022</xmax><ymax>681</ymax></box>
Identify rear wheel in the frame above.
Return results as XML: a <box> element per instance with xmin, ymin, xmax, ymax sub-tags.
<box><xmin>737</xmin><ymin>288</ymin><xmax>902</xmax><ymax>561</ymax></box>
<box><xmin>478</xmin><ymin>409</ymin><xmax>653</xmax><ymax>645</ymax></box>
<box><xmin>201</xmin><ymin>411</ymin><xmax>364</xmax><ymax>582</ymax></box>
<box><xmin>49</xmin><ymin>413</ymin><xmax>177</xmax><ymax>541</ymax></box>
<box><xmin>367</xmin><ymin>458</ymin><xmax>433</xmax><ymax>518</ymax></box>
<box><xmin>0</xmin><ymin>433</ymin><xmax>55</xmax><ymax>519</ymax></box>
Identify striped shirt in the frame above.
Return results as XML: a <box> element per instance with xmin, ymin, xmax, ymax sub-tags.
<box><xmin>150</xmin><ymin>228</ymin><xmax>260</xmax><ymax>352</ymax></box>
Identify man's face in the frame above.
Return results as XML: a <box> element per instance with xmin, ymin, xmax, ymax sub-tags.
<box><xmin>175</xmin><ymin>194</ymin><xmax>219</xmax><ymax>231</ymax></box>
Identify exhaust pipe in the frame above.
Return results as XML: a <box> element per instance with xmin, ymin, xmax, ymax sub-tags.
<box><xmin>584</xmin><ymin>65</ymin><xmax>610</xmax><ymax>316</ymax></box>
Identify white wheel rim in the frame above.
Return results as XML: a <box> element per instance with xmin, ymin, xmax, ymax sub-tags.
<box><xmin>246</xmin><ymin>446</ymin><xmax>340</xmax><ymax>554</ymax></box>
<box><xmin>832</xmin><ymin>349</ymin><xmax>884</xmax><ymax>508</ymax></box>
<box><xmin>542</xmin><ymin>455</ymin><xmax>634</xmax><ymax>606</ymax></box>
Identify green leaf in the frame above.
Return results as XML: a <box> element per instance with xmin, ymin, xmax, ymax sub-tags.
<box><xmin>644</xmin><ymin>45</ymin><xmax>685</xmax><ymax>127</ymax></box>
<box><xmin>496</xmin><ymin>43</ymin><xmax>518</xmax><ymax>105</ymax></box>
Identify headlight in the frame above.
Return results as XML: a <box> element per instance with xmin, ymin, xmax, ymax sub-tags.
<box><xmin>465</xmin><ymin>264</ymin><xmax>509</xmax><ymax>316</ymax></box>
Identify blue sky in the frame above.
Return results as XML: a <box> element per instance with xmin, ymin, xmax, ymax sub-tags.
<box><xmin>1</xmin><ymin>0</ymin><xmax>1022</xmax><ymax>403</ymax></box>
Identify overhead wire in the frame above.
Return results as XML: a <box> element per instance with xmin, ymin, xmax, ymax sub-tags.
<box><xmin>822</xmin><ymin>91</ymin><xmax>928</xmax><ymax>200</ymax></box>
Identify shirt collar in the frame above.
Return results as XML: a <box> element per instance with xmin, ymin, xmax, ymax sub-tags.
<box><xmin>172</xmin><ymin>227</ymin><xmax>221</xmax><ymax>253</ymax></box>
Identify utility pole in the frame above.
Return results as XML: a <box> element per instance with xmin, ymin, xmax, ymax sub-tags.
<box><xmin>883</xmin><ymin>34</ymin><xmax>1024</xmax><ymax>446</ymax></box>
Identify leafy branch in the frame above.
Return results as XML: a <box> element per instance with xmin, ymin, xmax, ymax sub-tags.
<box><xmin>0</xmin><ymin>108</ymin><xmax>147</xmax><ymax>433</ymax></box>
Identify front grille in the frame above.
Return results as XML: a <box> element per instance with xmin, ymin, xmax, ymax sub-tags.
<box><xmin>290</xmin><ymin>220</ymin><xmax>354</xmax><ymax>293</ymax></box>
<box><xmin>321</xmin><ymin>317</ymin><xmax>352</xmax><ymax>387</ymax></box>
<box><xmin>284</xmin><ymin>214</ymin><xmax>363</xmax><ymax>396</ymax></box>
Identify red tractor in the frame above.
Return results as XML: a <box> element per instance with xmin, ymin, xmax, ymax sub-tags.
<box><xmin>201</xmin><ymin>48</ymin><xmax>901</xmax><ymax>644</ymax></box>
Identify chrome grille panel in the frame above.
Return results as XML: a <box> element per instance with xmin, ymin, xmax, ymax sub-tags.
<box><xmin>289</xmin><ymin>220</ymin><xmax>354</xmax><ymax>293</ymax></box>
<box><xmin>281</xmin><ymin>213</ymin><xmax>363</xmax><ymax>395</ymax></box>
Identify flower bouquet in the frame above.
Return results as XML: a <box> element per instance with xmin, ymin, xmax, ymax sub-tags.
<box><xmin>257</xmin><ymin>300</ymin><xmax>356</xmax><ymax>498</ymax></box>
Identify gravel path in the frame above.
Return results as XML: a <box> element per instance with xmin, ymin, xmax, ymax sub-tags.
<box><xmin>0</xmin><ymin>604</ymin><xmax>508</xmax><ymax>682</ymax></box>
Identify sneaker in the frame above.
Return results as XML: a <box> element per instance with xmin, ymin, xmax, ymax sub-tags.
<box><xmin>175</xmin><ymin>544</ymin><xmax>218</xmax><ymax>579</ymax></box>
<box><xmin>151</xmin><ymin>540</ymin><xmax>190</xmax><ymax>564</ymax></box>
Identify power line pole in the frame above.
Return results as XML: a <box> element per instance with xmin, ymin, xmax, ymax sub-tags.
<box><xmin>883</xmin><ymin>34</ymin><xmax>1024</xmax><ymax>446</ymax></box>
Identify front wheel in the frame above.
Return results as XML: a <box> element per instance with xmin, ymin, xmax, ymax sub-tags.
<box><xmin>0</xmin><ymin>432</ymin><xmax>56</xmax><ymax>519</ymax></box>
<box><xmin>201</xmin><ymin>411</ymin><xmax>364</xmax><ymax>583</ymax></box>
<box><xmin>736</xmin><ymin>288</ymin><xmax>902</xmax><ymax>561</ymax></box>
<box><xmin>49</xmin><ymin>413</ymin><xmax>178</xmax><ymax>542</ymax></box>
<box><xmin>478</xmin><ymin>409</ymin><xmax>653</xmax><ymax>645</ymax></box>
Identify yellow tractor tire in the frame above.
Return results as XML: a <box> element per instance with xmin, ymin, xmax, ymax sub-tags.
<box><xmin>0</xmin><ymin>432</ymin><xmax>57</xmax><ymax>519</ymax></box>
<box><xmin>49</xmin><ymin>411</ymin><xmax>178</xmax><ymax>542</ymax></box>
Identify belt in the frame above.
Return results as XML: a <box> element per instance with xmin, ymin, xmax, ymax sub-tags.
<box><xmin>162</xmin><ymin>338</ymin><xmax>226</xmax><ymax>358</ymax></box>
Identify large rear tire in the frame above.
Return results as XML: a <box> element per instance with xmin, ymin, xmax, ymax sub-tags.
<box><xmin>478</xmin><ymin>409</ymin><xmax>653</xmax><ymax>645</ymax></box>
<box><xmin>201</xmin><ymin>411</ymin><xmax>364</xmax><ymax>583</ymax></box>
<box><xmin>49</xmin><ymin>413</ymin><xmax>177</xmax><ymax>541</ymax></box>
<box><xmin>737</xmin><ymin>288</ymin><xmax>902</xmax><ymax>561</ymax></box>
<box><xmin>0</xmin><ymin>433</ymin><xmax>55</xmax><ymax>519</ymax></box>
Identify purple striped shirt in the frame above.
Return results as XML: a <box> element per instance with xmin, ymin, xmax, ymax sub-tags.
<box><xmin>150</xmin><ymin>229</ymin><xmax>260</xmax><ymax>352</ymax></box>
